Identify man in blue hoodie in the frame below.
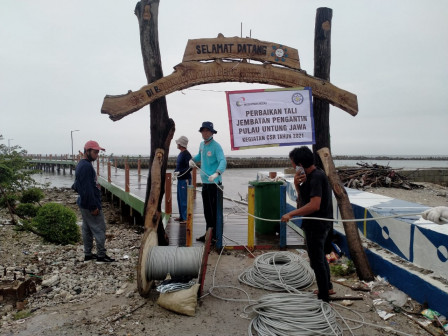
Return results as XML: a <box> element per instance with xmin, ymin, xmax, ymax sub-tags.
<box><xmin>189</xmin><ymin>122</ymin><xmax>227</xmax><ymax>242</ymax></box>
<box><xmin>74</xmin><ymin>140</ymin><xmax>115</xmax><ymax>264</ymax></box>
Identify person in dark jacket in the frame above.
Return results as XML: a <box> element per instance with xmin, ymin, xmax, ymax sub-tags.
<box><xmin>74</xmin><ymin>140</ymin><xmax>115</xmax><ymax>264</ymax></box>
<box><xmin>173</xmin><ymin>136</ymin><xmax>192</xmax><ymax>223</ymax></box>
<box><xmin>280</xmin><ymin>146</ymin><xmax>334</xmax><ymax>302</ymax></box>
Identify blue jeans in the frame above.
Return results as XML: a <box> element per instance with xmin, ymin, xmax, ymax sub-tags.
<box><xmin>177</xmin><ymin>178</ymin><xmax>191</xmax><ymax>221</ymax></box>
<box><xmin>80</xmin><ymin>208</ymin><xmax>106</xmax><ymax>258</ymax></box>
<box><xmin>304</xmin><ymin>225</ymin><xmax>331</xmax><ymax>302</ymax></box>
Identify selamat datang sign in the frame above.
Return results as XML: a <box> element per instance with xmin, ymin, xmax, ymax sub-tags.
<box><xmin>226</xmin><ymin>88</ymin><xmax>315</xmax><ymax>150</ymax></box>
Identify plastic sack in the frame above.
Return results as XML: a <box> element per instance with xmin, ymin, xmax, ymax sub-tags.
<box><xmin>157</xmin><ymin>283</ymin><xmax>200</xmax><ymax>316</ymax></box>
<box><xmin>379</xmin><ymin>288</ymin><xmax>408</xmax><ymax>307</ymax></box>
<box><xmin>421</xmin><ymin>308</ymin><xmax>440</xmax><ymax>320</ymax></box>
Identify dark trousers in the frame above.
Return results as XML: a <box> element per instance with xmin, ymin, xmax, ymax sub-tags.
<box><xmin>201</xmin><ymin>183</ymin><xmax>220</xmax><ymax>237</ymax></box>
<box><xmin>304</xmin><ymin>225</ymin><xmax>331</xmax><ymax>302</ymax></box>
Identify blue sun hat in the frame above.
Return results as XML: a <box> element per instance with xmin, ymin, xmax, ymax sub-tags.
<box><xmin>199</xmin><ymin>121</ymin><xmax>217</xmax><ymax>134</ymax></box>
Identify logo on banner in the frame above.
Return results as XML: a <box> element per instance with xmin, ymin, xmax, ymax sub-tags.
<box><xmin>292</xmin><ymin>93</ymin><xmax>304</xmax><ymax>105</ymax></box>
<box><xmin>236</xmin><ymin>97</ymin><xmax>245</xmax><ymax>107</ymax></box>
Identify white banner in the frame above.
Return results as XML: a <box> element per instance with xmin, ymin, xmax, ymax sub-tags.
<box><xmin>226</xmin><ymin>88</ymin><xmax>314</xmax><ymax>150</ymax></box>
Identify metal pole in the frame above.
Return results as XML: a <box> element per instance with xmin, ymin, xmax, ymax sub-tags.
<box><xmin>8</xmin><ymin>139</ymin><xmax>13</xmax><ymax>152</ymax></box>
<box><xmin>70</xmin><ymin>130</ymin><xmax>79</xmax><ymax>160</ymax></box>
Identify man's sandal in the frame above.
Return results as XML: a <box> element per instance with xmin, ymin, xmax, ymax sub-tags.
<box><xmin>313</xmin><ymin>289</ymin><xmax>336</xmax><ymax>295</ymax></box>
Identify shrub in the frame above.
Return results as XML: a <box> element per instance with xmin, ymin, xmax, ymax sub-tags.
<box><xmin>0</xmin><ymin>164</ymin><xmax>13</xmax><ymax>184</ymax></box>
<box><xmin>15</xmin><ymin>203</ymin><xmax>39</xmax><ymax>218</ymax></box>
<box><xmin>20</xmin><ymin>187</ymin><xmax>44</xmax><ymax>204</ymax></box>
<box><xmin>32</xmin><ymin>203</ymin><xmax>80</xmax><ymax>245</ymax></box>
<box><xmin>0</xmin><ymin>194</ymin><xmax>18</xmax><ymax>209</ymax></box>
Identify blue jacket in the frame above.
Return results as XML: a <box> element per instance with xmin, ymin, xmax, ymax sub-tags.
<box><xmin>74</xmin><ymin>159</ymin><xmax>102</xmax><ymax>211</ymax></box>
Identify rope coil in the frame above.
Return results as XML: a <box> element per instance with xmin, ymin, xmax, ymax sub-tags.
<box><xmin>247</xmin><ymin>293</ymin><xmax>343</xmax><ymax>336</ymax></box>
<box><xmin>145</xmin><ymin>246</ymin><xmax>204</xmax><ymax>281</ymax></box>
<box><xmin>239</xmin><ymin>251</ymin><xmax>315</xmax><ymax>292</ymax></box>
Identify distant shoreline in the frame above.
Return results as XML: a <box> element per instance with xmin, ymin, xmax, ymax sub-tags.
<box><xmin>331</xmin><ymin>155</ymin><xmax>448</xmax><ymax>161</ymax></box>
<box><xmin>106</xmin><ymin>155</ymin><xmax>448</xmax><ymax>161</ymax></box>
<box><xmin>102</xmin><ymin>155</ymin><xmax>447</xmax><ymax>169</ymax></box>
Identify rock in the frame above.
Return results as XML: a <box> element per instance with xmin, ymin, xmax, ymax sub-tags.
<box><xmin>42</xmin><ymin>274</ymin><xmax>60</xmax><ymax>287</ymax></box>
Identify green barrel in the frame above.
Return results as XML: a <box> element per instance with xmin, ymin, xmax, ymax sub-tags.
<box><xmin>249</xmin><ymin>181</ymin><xmax>283</xmax><ymax>234</ymax></box>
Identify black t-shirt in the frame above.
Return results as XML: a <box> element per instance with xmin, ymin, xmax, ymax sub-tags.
<box><xmin>299</xmin><ymin>167</ymin><xmax>333</xmax><ymax>231</ymax></box>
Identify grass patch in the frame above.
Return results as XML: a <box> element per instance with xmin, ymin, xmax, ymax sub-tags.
<box><xmin>13</xmin><ymin>310</ymin><xmax>31</xmax><ymax>320</ymax></box>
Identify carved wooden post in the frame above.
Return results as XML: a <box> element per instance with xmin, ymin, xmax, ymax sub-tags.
<box><xmin>317</xmin><ymin>147</ymin><xmax>374</xmax><ymax>281</ymax></box>
<box><xmin>135</xmin><ymin>0</ymin><xmax>174</xmax><ymax>245</ymax></box>
<box><xmin>312</xmin><ymin>7</ymin><xmax>332</xmax><ymax>168</ymax></box>
<box><xmin>165</xmin><ymin>173</ymin><xmax>172</xmax><ymax>215</ymax></box>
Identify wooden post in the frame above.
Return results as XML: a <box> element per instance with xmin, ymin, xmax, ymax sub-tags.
<box><xmin>192</xmin><ymin>167</ymin><xmax>197</xmax><ymax>199</ymax></box>
<box><xmin>107</xmin><ymin>162</ymin><xmax>111</xmax><ymax>183</ymax></box>
<box><xmin>125</xmin><ymin>162</ymin><xmax>130</xmax><ymax>193</ymax></box>
<box><xmin>135</xmin><ymin>0</ymin><xmax>174</xmax><ymax>249</ymax></box>
<box><xmin>96</xmin><ymin>158</ymin><xmax>100</xmax><ymax>176</ymax></box>
<box><xmin>313</xmin><ymin>7</ymin><xmax>333</xmax><ymax>168</ymax></box>
<box><xmin>215</xmin><ymin>185</ymin><xmax>224</xmax><ymax>249</ymax></box>
<box><xmin>247</xmin><ymin>186</ymin><xmax>255</xmax><ymax>250</ymax></box>
<box><xmin>317</xmin><ymin>147</ymin><xmax>374</xmax><ymax>281</ymax></box>
<box><xmin>165</xmin><ymin>173</ymin><xmax>172</xmax><ymax>215</ymax></box>
<box><xmin>186</xmin><ymin>185</ymin><xmax>194</xmax><ymax>247</ymax></box>
<box><xmin>138</xmin><ymin>159</ymin><xmax>142</xmax><ymax>183</ymax></box>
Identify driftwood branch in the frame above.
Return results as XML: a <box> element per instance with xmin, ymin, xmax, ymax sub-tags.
<box><xmin>337</xmin><ymin>162</ymin><xmax>422</xmax><ymax>190</ymax></box>
<box><xmin>144</xmin><ymin>148</ymin><xmax>164</xmax><ymax>230</ymax></box>
<box><xmin>317</xmin><ymin>147</ymin><xmax>374</xmax><ymax>281</ymax></box>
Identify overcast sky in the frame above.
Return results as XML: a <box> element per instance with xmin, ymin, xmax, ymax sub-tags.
<box><xmin>1</xmin><ymin>0</ymin><xmax>447</xmax><ymax>157</ymax></box>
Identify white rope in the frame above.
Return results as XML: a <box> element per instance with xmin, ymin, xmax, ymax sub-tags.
<box><xmin>246</xmin><ymin>293</ymin><xmax>344</xmax><ymax>336</ymax></box>
<box><xmin>238</xmin><ymin>251</ymin><xmax>315</xmax><ymax>292</ymax></box>
<box><xmin>145</xmin><ymin>246</ymin><xmax>203</xmax><ymax>281</ymax></box>
<box><xmin>191</xmin><ymin>162</ymin><xmax>447</xmax><ymax>224</ymax></box>
<box><xmin>205</xmin><ymin>237</ymin><xmax>415</xmax><ymax>336</ymax></box>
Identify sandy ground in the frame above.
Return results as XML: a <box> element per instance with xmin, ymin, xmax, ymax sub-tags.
<box><xmin>1</xmin><ymin>183</ymin><xmax>447</xmax><ymax>336</ymax></box>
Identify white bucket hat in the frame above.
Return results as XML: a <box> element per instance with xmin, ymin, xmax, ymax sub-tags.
<box><xmin>175</xmin><ymin>136</ymin><xmax>189</xmax><ymax>148</ymax></box>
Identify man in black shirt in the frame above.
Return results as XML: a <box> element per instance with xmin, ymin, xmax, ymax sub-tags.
<box><xmin>281</xmin><ymin>146</ymin><xmax>334</xmax><ymax>302</ymax></box>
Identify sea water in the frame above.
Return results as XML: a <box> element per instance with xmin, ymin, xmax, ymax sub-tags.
<box><xmin>32</xmin><ymin>158</ymin><xmax>447</xmax><ymax>203</ymax></box>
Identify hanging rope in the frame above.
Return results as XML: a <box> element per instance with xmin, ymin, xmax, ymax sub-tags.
<box><xmin>189</xmin><ymin>162</ymin><xmax>447</xmax><ymax>224</ymax></box>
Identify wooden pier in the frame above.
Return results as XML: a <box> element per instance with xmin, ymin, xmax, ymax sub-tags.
<box><xmin>92</xmin><ymin>160</ymin><xmax>304</xmax><ymax>249</ymax></box>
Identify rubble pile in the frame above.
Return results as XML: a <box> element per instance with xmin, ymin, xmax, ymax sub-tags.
<box><xmin>0</xmin><ymin>188</ymin><xmax>144</xmax><ymax>329</ymax></box>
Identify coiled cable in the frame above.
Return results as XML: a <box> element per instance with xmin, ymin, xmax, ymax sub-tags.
<box><xmin>246</xmin><ymin>293</ymin><xmax>344</xmax><ymax>336</ymax></box>
<box><xmin>145</xmin><ymin>246</ymin><xmax>203</xmax><ymax>281</ymax></box>
<box><xmin>238</xmin><ymin>251</ymin><xmax>315</xmax><ymax>292</ymax></box>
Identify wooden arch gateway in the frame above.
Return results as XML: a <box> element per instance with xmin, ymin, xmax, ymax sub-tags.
<box><xmin>101</xmin><ymin>35</ymin><xmax>358</xmax><ymax>121</ymax></box>
<box><xmin>101</xmin><ymin>10</ymin><xmax>371</xmax><ymax>295</ymax></box>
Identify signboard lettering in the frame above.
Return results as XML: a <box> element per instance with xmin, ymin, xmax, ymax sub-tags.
<box><xmin>226</xmin><ymin>88</ymin><xmax>315</xmax><ymax>150</ymax></box>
